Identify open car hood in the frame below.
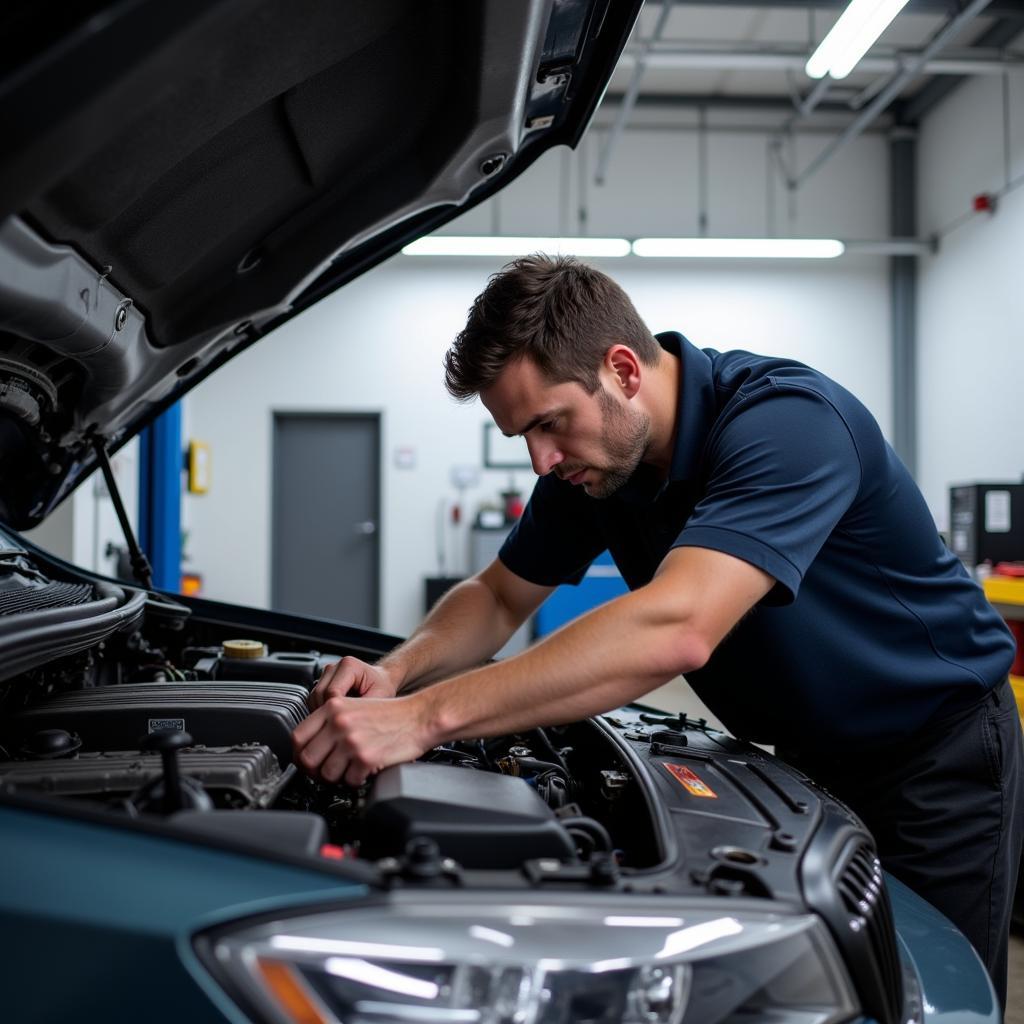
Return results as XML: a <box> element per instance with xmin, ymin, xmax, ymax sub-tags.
<box><xmin>0</xmin><ymin>0</ymin><xmax>640</xmax><ymax>528</ymax></box>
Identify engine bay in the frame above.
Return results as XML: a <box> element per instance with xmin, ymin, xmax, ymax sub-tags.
<box><xmin>0</xmin><ymin>600</ymin><xmax>662</xmax><ymax>874</ymax></box>
<box><xmin>0</xmin><ymin>541</ymin><xmax>908</xmax><ymax>1021</ymax></box>
<box><xmin>0</xmin><ymin>540</ymin><xmax>860</xmax><ymax>893</ymax></box>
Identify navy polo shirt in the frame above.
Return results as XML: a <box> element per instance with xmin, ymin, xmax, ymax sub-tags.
<box><xmin>499</xmin><ymin>332</ymin><xmax>1015</xmax><ymax>750</ymax></box>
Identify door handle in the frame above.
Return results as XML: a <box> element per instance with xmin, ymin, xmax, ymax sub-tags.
<box><xmin>354</xmin><ymin>521</ymin><xmax>377</xmax><ymax>535</ymax></box>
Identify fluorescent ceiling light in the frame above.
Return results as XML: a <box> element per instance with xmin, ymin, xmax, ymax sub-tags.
<box><xmin>402</xmin><ymin>236</ymin><xmax>630</xmax><ymax>258</ymax></box>
<box><xmin>806</xmin><ymin>0</ymin><xmax>911</xmax><ymax>80</ymax></box>
<box><xmin>632</xmin><ymin>238</ymin><xmax>845</xmax><ymax>259</ymax></box>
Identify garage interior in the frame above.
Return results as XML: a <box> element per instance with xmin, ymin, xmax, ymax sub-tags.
<box><xmin>19</xmin><ymin>0</ymin><xmax>1024</xmax><ymax>1016</ymax></box>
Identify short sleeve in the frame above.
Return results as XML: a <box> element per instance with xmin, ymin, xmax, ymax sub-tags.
<box><xmin>499</xmin><ymin>474</ymin><xmax>606</xmax><ymax>586</ymax></box>
<box><xmin>673</xmin><ymin>386</ymin><xmax>862</xmax><ymax>604</ymax></box>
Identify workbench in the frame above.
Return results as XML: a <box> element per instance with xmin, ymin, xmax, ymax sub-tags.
<box><xmin>984</xmin><ymin>576</ymin><xmax>1024</xmax><ymax>710</ymax></box>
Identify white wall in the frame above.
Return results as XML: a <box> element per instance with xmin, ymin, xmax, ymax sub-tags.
<box><xmin>451</xmin><ymin>119</ymin><xmax>890</xmax><ymax>241</ymax></box>
<box><xmin>185</xmin><ymin>116</ymin><xmax>893</xmax><ymax>637</ymax></box>
<box><xmin>186</xmin><ymin>257</ymin><xmax>890</xmax><ymax>636</ymax></box>
<box><xmin>917</xmin><ymin>69</ymin><xmax>1024</xmax><ymax>531</ymax></box>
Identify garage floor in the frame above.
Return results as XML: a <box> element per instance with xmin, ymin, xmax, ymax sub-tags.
<box><xmin>1010</xmin><ymin>936</ymin><xmax>1024</xmax><ymax>1024</ymax></box>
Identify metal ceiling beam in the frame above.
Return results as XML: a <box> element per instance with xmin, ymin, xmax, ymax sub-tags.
<box><xmin>798</xmin><ymin>76</ymin><xmax>833</xmax><ymax>116</ymax></box>
<box><xmin>793</xmin><ymin>0</ymin><xmax>994</xmax><ymax>186</ymax></box>
<box><xmin>618</xmin><ymin>43</ymin><xmax>1023</xmax><ymax>75</ymax></box>
<box><xmin>849</xmin><ymin>72</ymin><xmax>896</xmax><ymax>110</ymax></box>
<box><xmin>846</xmin><ymin>238</ymin><xmax>932</xmax><ymax>255</ymax></box>
<box><xmin>899</xmin><ymin>16</ymin><xmax>1024</xmax><ymax>121</ymax></box>
<box><xmin>591</xmin><ymin>117</ymin><xmax>891</xmax><ymax>134</ymax></box>
<box><xmin>601</xmin><ymin>92</ymin><xmax>864</xmax><ymax>111</ymax></box>
<box><xmin>642</xmin><ymin>0</ymin><xmax>1024</xmax><ymax>14</ymax></box>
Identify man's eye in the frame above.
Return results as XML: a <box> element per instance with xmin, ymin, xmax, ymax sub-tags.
<box><xmin>539</xmin><ymin>419</ymin><xmax>557</xmax><ymax>433</ymax></box>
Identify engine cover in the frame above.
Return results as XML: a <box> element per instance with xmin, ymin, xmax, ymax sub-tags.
<box><xmin>7</xmin><ymin>681</ymin><xmax>308</xmax><ymax>766</ymax></box>
<box><xmin>362</xmin><ymin>761</ymin><xmax>577</xmax><ymax>868</ymax></box>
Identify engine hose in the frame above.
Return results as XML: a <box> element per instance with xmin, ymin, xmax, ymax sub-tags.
<box><xmin>527</xmin><ymin>728</ymin><xmax>570</xmax><ymax>774</ymax></box>
<box><xmin>426</xmin><ymin>747</ymin><xmax>480</xmax><ymax>766</ymax></box>
<box><xmin>539</xmin><ymin>773</ymin><xmax>568</xmax><ymax>809</ymax></box>
<box><xmin>515</xmin><ymin>756</ymin><xmax>570</xmax><ymax>783</ymax></box>
<box><xmin>560</xmin><ymin>815</ymin><xmax>613</xmax><ymax>853</ymax></box>
<box><xmin>568</xmin><ymin>827</ymin><xmax>596</xmax><ymax>858</ymax></box>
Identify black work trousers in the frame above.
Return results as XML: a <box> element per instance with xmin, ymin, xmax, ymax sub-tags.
<box><xmin>781</xmin><ymin>679</ymin><xmax>1024</xmax><ymax>1013</ymax></box>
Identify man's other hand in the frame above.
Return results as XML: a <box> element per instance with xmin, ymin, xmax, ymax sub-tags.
<box><xmin>291</xmin><ymin>693</ymin><xmax>431</xmax><ymax>786</ymax></box>
<box><xmin>308</xmin><ymin>656</ymin><xmax>398</xmax><ymax>709</ymax></box>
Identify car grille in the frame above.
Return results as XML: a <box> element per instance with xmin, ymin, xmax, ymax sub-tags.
<box><xmin>0</xmin><ymin>580</ymin><xmax>95</xmax><ymax>615</ymax></box>
<box><xmin>836</xmin><ymin>841</ymin><xmax>903</xmax><ymax>1024</ymax></box>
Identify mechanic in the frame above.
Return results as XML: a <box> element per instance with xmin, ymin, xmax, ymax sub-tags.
<box><xmin>292</xmin><ymin>254</ymin><xmax>1023</xmax><ymax>1007</ymax></box>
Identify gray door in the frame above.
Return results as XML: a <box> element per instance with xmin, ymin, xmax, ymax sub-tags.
<box><xmin>272</xmin><ymin>413</ymin><xmax>380</xmax><ymax>626</ymax></box>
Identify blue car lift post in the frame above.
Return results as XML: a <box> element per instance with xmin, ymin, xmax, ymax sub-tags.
<box><xmin>138</xmin><ymin>402</ymin><xmax>182</xmax><ymax>593</ymax></box>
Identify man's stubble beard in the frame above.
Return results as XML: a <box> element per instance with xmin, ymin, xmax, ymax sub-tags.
<box><xmin>585</xmin><ymin>387</ymin><xmax>651</xmax><ymax>499</ymax></box>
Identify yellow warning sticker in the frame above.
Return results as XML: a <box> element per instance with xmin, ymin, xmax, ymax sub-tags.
<box><xmin>663</xmin><ymin>763</ymin><xmax>718</xmax><ymax>798</ymax></box>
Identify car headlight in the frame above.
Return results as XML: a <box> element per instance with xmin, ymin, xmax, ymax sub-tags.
<box><xmin>204</xmin><ymin>895</ymin><xmax>859</xmax><ymax>1024</ymax></box>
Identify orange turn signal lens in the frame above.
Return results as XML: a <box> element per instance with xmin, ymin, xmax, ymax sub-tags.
<box><xmin>256</xmin><ymin>958</ymin><xmax>329</xmax><ymax>1024</ymax></box>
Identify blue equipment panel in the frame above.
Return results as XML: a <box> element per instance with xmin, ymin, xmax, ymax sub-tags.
<box><xmin>535</xmin><ymin>550</ymin><xmax>628</xmax><ymax>638</ymax></box>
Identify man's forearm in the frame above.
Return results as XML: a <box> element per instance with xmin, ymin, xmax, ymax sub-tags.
<box><xmin>412</xmin><ymin>584</ymin><xmax>704</xmax><ymax>742</ymax></box>
<box><xmin>294</xmin><ymin>548</ymin><xmax>774</xmax><ymax>786</ymax></box>
<box><xmin>378</xmin><ymin>576</ymin><xmax>525</xmax><ymax>691</ymax></box>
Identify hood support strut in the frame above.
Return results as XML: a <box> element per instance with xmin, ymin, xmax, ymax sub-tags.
<box><xmin>92</xmin><ymin>438</ymin><xmax>154</xmax><ymax>590</ymax></box>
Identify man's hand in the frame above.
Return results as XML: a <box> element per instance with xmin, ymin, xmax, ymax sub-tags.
<box><xmin>292</xmin><ymin>693</ymin><xmax>433</xmax><ymax>786</ymax></box>
<box><xmin>308</xmin><ymin>656</ymin><xmax>399</xmax><ymax>710</ymax></box>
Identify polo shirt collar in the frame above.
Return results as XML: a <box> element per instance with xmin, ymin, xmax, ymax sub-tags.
<box><xmin>614</xmin><ymin>332</ymin><xmax>717</xmax><ymax>504</ymax></box>
<box><xmin>661</xmin><ymin>331</ymin><xmax>718</xmax><ymax>483</ymax></box>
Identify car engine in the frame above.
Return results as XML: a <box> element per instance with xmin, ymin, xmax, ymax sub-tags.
<box><xmin>0</xmin><ymin>546</ymin><xmax>659</xmax><ymax>871</ymax></box>
<box><xmin>0</xmin><ymin>658</ymin><xmax>654</xmax><ymax>870</ymax></box>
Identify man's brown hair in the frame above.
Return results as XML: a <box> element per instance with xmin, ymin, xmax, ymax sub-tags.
<box><xmin>444</xmin><ymin>255</ymin><xmax>660</xmax><ymax>400</ymax></box>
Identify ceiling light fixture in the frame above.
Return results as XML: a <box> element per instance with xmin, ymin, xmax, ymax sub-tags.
<box><xmin>805</xmin><ymin>0</ymin><xmax>912</xmax><ymax>80</ymax></box>
<box><xmin>402</xmin><ymin>236</ymin><xmax>630</xmax><ymax>258</ymax></box>
<box><xmin>632</xmin><ymin>238</ymin><xmax>845</xmax><ymax>259</ymax></box>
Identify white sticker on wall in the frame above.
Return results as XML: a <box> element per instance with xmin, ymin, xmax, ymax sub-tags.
<box><xmin>394</xmin><ymin>446</ymin><xmax>417</xmax><ymax>470</ymax></box>
<box><xmin>984</xmin><ymin>490</ymin><xmax>1011</xmax><ymax>533</ymax></box>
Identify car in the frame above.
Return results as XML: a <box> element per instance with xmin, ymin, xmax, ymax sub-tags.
<box><xmin>0</xmin><ymin>2</ymin><xmax>1001</xmax><ymax>1022</ymax></box>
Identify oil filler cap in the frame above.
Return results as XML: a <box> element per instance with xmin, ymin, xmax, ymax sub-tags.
<box><xmin>222</xmin><ymin>639</ymin><xmax>267</xmax><ymax>659</ymax></box>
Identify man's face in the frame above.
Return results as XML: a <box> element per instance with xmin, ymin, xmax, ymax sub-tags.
<box><xmin>480</xmin><ymin>356</ymin><xmax>650</xmax><ymax>499</ymax></box>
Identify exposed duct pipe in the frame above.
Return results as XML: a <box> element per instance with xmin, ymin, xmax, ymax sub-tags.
<box><xmin>798</xmin><ymin>76</ymin><xmax>833</xmax><ymax>117</ymax></box>
<box><xmin>847</xmin><ymin>72</ymin><xmax>895</xmax><ymax>111</ymax></box>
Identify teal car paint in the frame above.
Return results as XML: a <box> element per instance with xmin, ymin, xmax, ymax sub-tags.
<box><xmin>0</xmin><ymin>805</ymin><xmax>366</xmax><ymax>1023</ymax></box>
<box><xmin>888</xmin><ymin>874</ymin><xmax>999</xmax><ymax>1023</ymax></box>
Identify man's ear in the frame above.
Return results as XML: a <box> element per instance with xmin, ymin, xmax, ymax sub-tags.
<box><xmin>604</xmin><ymin>345</ymin><xmax>642</xmax><ymax>399</ymax></box>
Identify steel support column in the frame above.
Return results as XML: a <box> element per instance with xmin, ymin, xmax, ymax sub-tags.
<box><xmin>138</xmin><ymin>402</ymin><xmax>182</xmax><ymax>592</ymax></box>
<box><xmin>890</xmin><ymin>128</ymin><xmax>918</xmax><ymax>476</ymax></box>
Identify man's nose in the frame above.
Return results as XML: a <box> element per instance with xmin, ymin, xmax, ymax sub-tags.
<box><xmin>527</xmin><ymin>437</ymin><xmax>564</xmax><ymax>476</ymax></box>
